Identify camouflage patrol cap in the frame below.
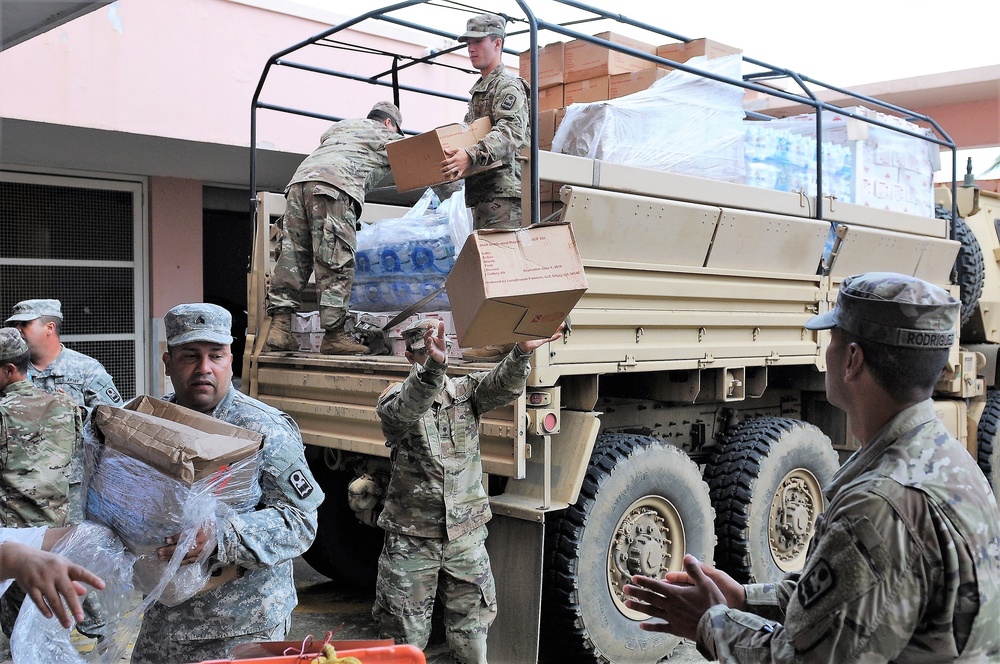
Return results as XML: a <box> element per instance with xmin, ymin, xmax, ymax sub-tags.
<box><xmin>370</xmin><ymin>101</ymin><xmax>404</xmax><ymax>135</ymax></box>
<box><xmin>804</xmin><ymin>272</ymin><xmax>960</xmax><ymax>349</ymax></box>
<box><xmin>6</xmin><ymin>298</ymin><xmax>63</xmax><ymax>323</ymax></box>
<box><xmin>0</xmin><ymin>327</ymin><xmax>28</xmax><ymax>362</ymax></box>
<box><xmin>458</xmin><ymin>13</ymin><xmax>505</xmax><ymax>42</ymax></box>
<box><xmin>164</xmin><ymin>303</ymin><xmax>234</xmax><ymax>347</ymax></box>
<box><xmin>401</xmin><ymin>319</ymin><xmax>439</xmax><ymax>352</ymax></box>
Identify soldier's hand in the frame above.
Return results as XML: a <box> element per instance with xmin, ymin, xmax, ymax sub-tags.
<box><xmin>622</xmin><ymin>555</ymin><xmax>728</xmax><ymax>641</ymax></box>
<box><xmin>516</xmin><ymin>323</ymin><xmax>565</xmax><ymax>354</ymax></box>
<box><xmin>159</xmin><ymin>524</ymin><xmax>214</xmax><ymax>565</ymax></box>
<box><xmin>0</xmin><ymin>540</ymin><xmax>105</xmax><ymax>629</ymax></box>
<box><xmin>442</xmin><ymin>148</ymin><xmax>472</xmax><ymax>180</ymax></box>
<box><xmin>425</xmin><ymin>321</ymin><xmax>448</xmax><ymax>365</ymax></box>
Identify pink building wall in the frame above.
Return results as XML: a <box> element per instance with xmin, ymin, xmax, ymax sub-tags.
<box><xmin>149</xmin><ymin>177</ymin><xmax>203</xmax><ymax>317</ymax></box>
<box><xmin>0</xmin><ymin>0</ymin><xmax>482</xmax><ymax>154</ymax></box>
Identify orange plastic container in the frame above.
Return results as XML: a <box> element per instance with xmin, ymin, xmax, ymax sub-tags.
<box><xmin>198</xmin><ymin>643</ymin><xmax>426</xmax><ymax>664</ymax></box>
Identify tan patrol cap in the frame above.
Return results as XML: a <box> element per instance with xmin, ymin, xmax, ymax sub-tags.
<box><xmin>458</xmin><ymin>13</ymin><xmax>505</xmax><ymax>42</ymax></box>
<box><xmin>370</xmin><ymin>101</ymin><xmax>404</xmax><ymax>135</ymax></box>
<box><xmin>804</xmin><ymin>272</ymin><xmax>960</xmax><ymax>349</ymax></box>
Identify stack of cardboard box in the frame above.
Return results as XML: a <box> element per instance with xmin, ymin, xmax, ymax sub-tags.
<box><xmin>519</xmin><ymin>35</ymin><xmax>741</xmax><ymax>218</ymax></box>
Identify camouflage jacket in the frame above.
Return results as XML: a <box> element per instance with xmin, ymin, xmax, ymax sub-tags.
<box><xmin>30</xmin><ymin>345</ymin><xmax>123</xmax><ymax>485</ymax></box>
<box><xmin>0</xmin><ymin>379</ymin><xmax>80</xmax><ymax>527</ymax></box>
<box><xmin>698</xmin><ymin>400</ymin><xmax>1000</xmax><ymax>662</ymax></box>
<box><xmin>463</xmin><ymin>64</ymin><xmax>529</xmax><ymax>206</ymax></box>
<box><xmin>29</xmin><ymin>345</ymin><xmax>124</xmax><ymax>411</ymax></box>
<box><xmin>376</xmin><ymin>348</ymin><xmax>532</xmax><ymax>540</ymax></box>
<box><xmin>286</xmin><ymin>118</ymin><xmax>398</xmax><ymax>214</ymax></box>
<box><xmin>137</xmin><ymin>387</ymin><xmax>324</xmax><ymax>641</ymax></box>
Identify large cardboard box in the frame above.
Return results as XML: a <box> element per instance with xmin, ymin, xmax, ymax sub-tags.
<box><xmin>93</xmin><ymin>396</ymin><xmax>263</xmax><ymax>485</ymax></box>
<box><xmin>610</xmin><ymin>68</ymin><xmax>669</xmax><ymax>98</ymax></box>
<box><xmin>655</xmin><ymin>38</ymin><xmax>742</xmax><ymax>70</ymax></box>
<box><xmin>520</xmin><ymin>42</ymin><xmax>565</xmax><ymax>88</ymax></box>
<box><xmin>563</xmin><ymin>31</ymin><xmax>656</xmax><ymax>83</ymax></box>
<box><xmin>445</xmin><ymin>223</ymin><xmax>588</xmax><ymax>347</ymax></box>
<box><xmin>538</xmin><ymin>84</ymin><xmax>564</xmax><ymax>112</ymax></box>
<box><xmin>386</xmin><ymin>117</ymin><xmax>500</xmax><ymax>193</ymax></box>
<box><xmin>564</xmin><ymin>76</ymin><xmax>610</xmax><ymax>105</ymax></box>
<box><xmin>537</xmin><ymin>108</ymin><xmax>558</xmax><ymax>150</ymax></box>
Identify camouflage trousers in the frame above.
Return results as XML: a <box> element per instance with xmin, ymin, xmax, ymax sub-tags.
<box><xmin>472</xmin><ymin>196</ymin><xmax>521</xmax><ymax>230</ymax></box>
<box><xmin>373</xmin><ymin>526</ymin><xmax>497</xmax><ymax>664</ymax></box>
<box><xmin>130</xmin><ymin>614</ymin><xmax>290</xmax><ymax>663</ymax></box>
<box><xmin>266</xmin><ymin>181</ymin><xmax>358</xmax><ymax>331</ymax></box>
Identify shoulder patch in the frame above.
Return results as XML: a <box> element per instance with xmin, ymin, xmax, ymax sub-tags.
<box><xmin>797</xmin><ymin>558</ymin><xmax>836</xmax><ymax>608</ymax></box>
<box><xmin>288</xmin><ymin>469</ymin><xmax>315</xmax><ymax>500</ymax></box>
<box><xmin>500</xmin><ymin>93</ymin><xmax>517</xmax><ymax>111</ymax></box>
<box><xmin>106</xmin><ymin>387</ymin><xmax>123</xmax><ymax>404</ymax></box>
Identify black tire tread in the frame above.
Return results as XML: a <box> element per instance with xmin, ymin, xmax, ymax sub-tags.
<box><xmin>543</xmin><ymin>434</ymin><xmax>706</xmax><ymax>663</ymax></box>
<box><xmin>936</xmin><ymin>204</ymin><xmax>984</xmax><ymax>329</ymax></box>
<box><xmin>976</xmin><ymin>389</ymin><xmax>1000</xmax><ymax>492</ymax></box>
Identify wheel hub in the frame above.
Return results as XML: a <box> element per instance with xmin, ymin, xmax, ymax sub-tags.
<box><xmin>769</xmin><ymin>471</ymin><xmax>822</xmax><ymax>572</ymax></box>
<box><xmin>607</xmin><ymin>496</ymin><xmax>684</xmax><ymax>619</ymax></box>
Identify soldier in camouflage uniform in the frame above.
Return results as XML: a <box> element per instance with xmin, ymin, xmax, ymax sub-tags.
<box><xmin>6</xmin><ymin>298</ymin><xmax>124</xmax><ymax>524</ymax></box>
<box><xmin>129</xmin><ymin>303</ymin><xmax>324</xmax><ymax>663</ymax></box>
<box><xmin>623</xmin><ymin>272</ymin><xmax>1000</xmax><ymax>662</ymax></box>
<box><xmin>443</xmin><ymin>13</ymin><xmax>528</xmax><ymax>231</ymax></box>
<box><xmin>373</xmin><ymin>319</ymin><xmax>563</xmax><ymax>664</ymax></box>
<box><xmin>265</xmin><ymin>102</ymin><xmax>404</xmax><ymax>356</ymax></box>
<box><xmin>0</xmin><ymin>327</ymin><xmax>81</xmax><ymax>636</ymax></box>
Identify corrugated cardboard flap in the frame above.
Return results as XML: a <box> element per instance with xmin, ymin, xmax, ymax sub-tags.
<box><xmin>92</xmin><ymin>396</ymin><xmax>263</xmax><ymax>485</ymax></box>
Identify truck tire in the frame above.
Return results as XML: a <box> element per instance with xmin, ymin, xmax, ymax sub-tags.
<box><xmin>301</xmin><ymin>465</ymin><xmax>382</xmax><ymax>589</ymax></box>
<box><xmin>706</xmin><ymin>417</ymin><xmax>839</xmax><ymax>584</ymax></box>
<box><xmin>936</xmin><ymin>204</ymin><xmax>983</xmax><ymax>328</ymax></box>
<box><xmin>542</xmin><ymin>434</ymin><xmax>715</xmax><ymax>664</ymax></box>
<box><xmin>977</xmin><ymin>389</ymin><xmax>1000</xmax><ymax>492</ymax></box>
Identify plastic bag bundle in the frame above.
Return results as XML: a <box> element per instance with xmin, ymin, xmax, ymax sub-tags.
<box><xmin>351</xmin><ymin>188</ymin><xmax>472</xmax><ymax>312</ymax></box>
<box><xmin>82</xmin><ymin>400</ymin><xmax>263</xmax><ymax>605</ymax></box>
<box><xmin>553</xmin><ymin>54</ymin><xmax>746</xmax><ymax>183</ymax></box>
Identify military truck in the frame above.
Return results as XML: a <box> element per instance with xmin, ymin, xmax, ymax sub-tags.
<box><xmin>243</xmin><ymin>2</ymin><xmax>999</xmax><ymax>662</ymax></box>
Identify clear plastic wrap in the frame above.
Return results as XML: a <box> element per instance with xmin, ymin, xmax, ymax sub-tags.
<box><xmin>552</xmin><ymin>54</ymin><xmax>746</xmax><ymax>182</ymax></box>
<box><xmin>351</xmin><ymin>188</ymin><xmax>471</xmax><ymax>312</ymax></box>
<box><xmin>82</xmin><ymin>418</ymin><xmax>262</xmax><ymax>605</ymax></box>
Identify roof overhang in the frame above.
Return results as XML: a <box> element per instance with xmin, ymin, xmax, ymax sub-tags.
<box><xmin>1</xmin><ymin>1</ymin><xmax>113</xmax><ymax>51</ymax></box>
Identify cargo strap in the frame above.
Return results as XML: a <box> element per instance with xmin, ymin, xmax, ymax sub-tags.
<box><xmin>382</xmin><ymin>285</ymin><xmax>446</xmax><ymax>332</ymax></box>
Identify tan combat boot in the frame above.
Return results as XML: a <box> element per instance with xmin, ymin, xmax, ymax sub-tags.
<box><xmin>320</xmin><ymin>329</ymin><xmax>369</xmax><ymax>355</ymax></box>
<box><xmin>265</xmin><ymin>311</ymin><xmax>299</xmax><ymax>351</ymax></box>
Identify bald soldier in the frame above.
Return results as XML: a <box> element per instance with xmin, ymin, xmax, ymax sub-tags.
<box><xmin>266</xmin><ymin>102</ymin><xmax>404</xmax><ymax>356</ymax></box>
<box><xmin>623</xmin><ymin>272</ymin><xmax>1000</xmax><ymax>662</ymax></box>
<box><xmin>442</xmin><ymin>13</ymin><xmax>528</xmax><ymax>231</ymax></box>
<box><xmin>0</xmin><ymin>327</ymin><xmax>81</xmax><ymax>636</ymax></box>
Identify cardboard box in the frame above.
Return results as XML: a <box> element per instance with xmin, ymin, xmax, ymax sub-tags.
<box><xmin>538</xmin><ymin>84</ymin><xmax>564</xmax><ymax>112</ymax></box>
<box><xmin>94</xmin><ymin>396</ymin><xmax>263</xmax><ymax>485</ymax></box>
<box><xmin>564</xmin><ymin>76</ymin><xmax>610</xmax><ymax>105</ymax></box>
<box><xmin>537</xmin><ymin>109</ymin><xmax>558</xmax><ymax>150</ymax></box>
<box><xmin>520</xmin><ymin>42</ymin><xmax>565</xmax><ymax>88</ymax></box>
<box><xmin>386</xmin><ymin>117</ymin><xmax>501</xmax><ymax>193</ymax></box>
<box><xmin>290</xmin><ymin>311</ymin><xmax>320</xmax><ymax>333</ymax></box>
<box><xmin>655</xmin><ymin>38</ymin><xmax>742</xmax><ymax>70</ymax></box>
<box><xmin>445</xmin><ymin>222</ymin><xmax>588</xmax><ymax>347</ymax></box>
<box><xmin>563</xmin><ymin>31</ymin><xmax>656</xmax><ymax>83</ymax></box>
<box><xmin>610</xmin><ymin>68</ymin><xmax>669</xmax><ymax>98</ymax></box>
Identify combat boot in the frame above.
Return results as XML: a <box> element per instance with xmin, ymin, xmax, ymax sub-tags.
<box><xmin>265</xmin><ymin>311</ymin><xmax>299</xmax><ymax>351</ymax></box>
<box><xmin>320</xmin><ymin>329</ymin><xmax>369</xmax><ymax>355</ymax></box>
